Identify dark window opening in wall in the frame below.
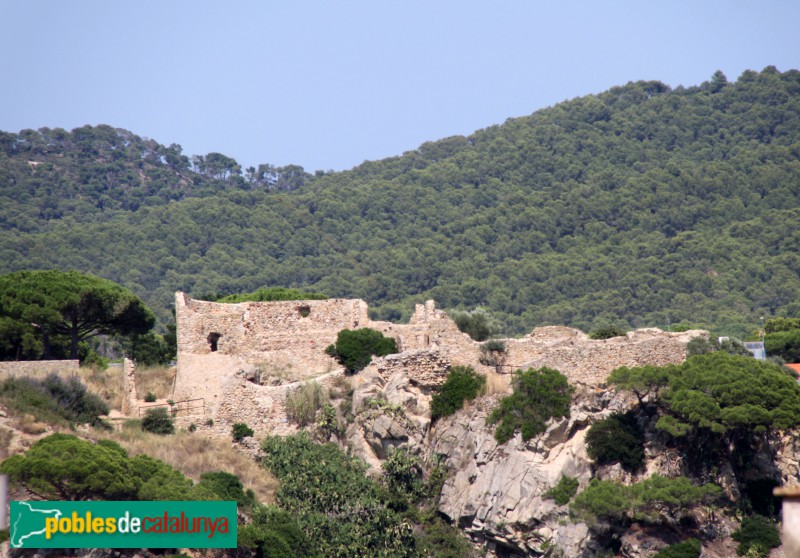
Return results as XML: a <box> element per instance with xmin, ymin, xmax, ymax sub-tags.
<box><xmin>297</xmin><ymin>305</ymin><xmax>311</xmax><ymax>318</ymax></box>
<box><xmin>207</xmin><ymin>332</ymin><xmax>222</xmax><ymax>352</ymax></box>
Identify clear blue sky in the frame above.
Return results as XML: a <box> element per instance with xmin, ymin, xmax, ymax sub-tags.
<box><xmin>1</xmin><ymin>1</ymin><xmax>798</xmax><ymax>172</ymax></box>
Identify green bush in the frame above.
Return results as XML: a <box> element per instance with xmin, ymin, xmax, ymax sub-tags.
<box><xmin>261</xmin><ymin>433</ymin><xmax>416</xmax><ymax>556</ymax></box>
<box><xmin>431</xmin><ymin>366</ymin><xmax>485</xmax><ymax>421</ymax></box>
<box><xmin>383</xmin><ymin>447</ymin><xmax>424</xmax><ymax>501</ymax></box>
<box><xmin>653</xmin><ymin>539</ymin><xmax>701</xmax><ymax>558</ymax></box>
<box><xmin>141</xmin><ymin>407</ymin><xmax>174</xmax><ymax>435</ymax></box>
<box><xmin>197</xmin><ymin>471</ymin><xmax>256</xmax><ymax>508</ymax></box>
<box><xmin>326</xmin><ymin>327</ymin><xmax>398</xmax><ymax>373</ymax></box>
<box><xmin>285</xmin><ymin>381</ymin><xmax>328</xmax><ymax>426</ymax></box>
<box><xmin>414</xmin><ymin>513</ymin><xmax>474</xmax><ymax>558</ymax></box>
<box><xmin>478</xmin><ymin>339</ymin><xmax>507</xmax><ymax>369</ymax></box>
<box><xmin>732</xmin><ymin>515</ymin><xmax>781</xmax><ymax>557</ymax></box>
<box><xmin>144</xmin><ymin>392</ymin><xmax>157</xmax><ymax>402</ymax></box>
<box><xmin>585</xmin><ymin>412</ymin><xmax>645</xmax><ymax>471</ymax></box>
<box><xmin>588</xmin><ymin>325</ymin><xmax>627</xmax><ymax>340</ymax></box>
<box><xmin>488</xmin><ymin>367</ymin><xmax>573</xmax><ymax>444</ymax></box>
<box><xmin>451</xmin><ymin>307</ymin><xmax>500</xmax><ymax>341</ymax></box>
<box><xmin>315</xmin><ymin>403</ymin><xmax>341</xmax><ymax>438</ymax></box>
<box><xmin>0</xmin><ymin>373</ymin><xmax>109</xmax><ymax>427</ymax></box>
<box><xmin>544</xmin><ymin>475</ymin><xmax>580</xmax><ymax>505</ymax></box>
<box><xmin>232</xmin><ymin>422</ymin><xmax>254</xmax><ymax>442</ymax></box>
<box><xmin>238</xmin><ymin>505</ymin><xmax>311</xmax><ymax>558</ymax></box>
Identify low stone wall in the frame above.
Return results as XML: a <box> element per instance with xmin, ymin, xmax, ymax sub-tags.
<box><xmin>371</xmin><ymin>350</ymin><xmax>451</xmax><ymax>390</ymax></box>
<box><xmin>212</xmin><ymin>369</ymin><xmax>348</xmax><ymax>440</ymax></box>
<box><xmin>504</xmin><ymin>327</ymin><xmax>707</xmax><ymax>386</ymax></box>
<box><xmin>0</xmin><ymin>360</ymin><xmax>80</xmax><ymax>378</ymax></box>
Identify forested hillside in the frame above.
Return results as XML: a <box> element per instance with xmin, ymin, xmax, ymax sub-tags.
<box><xmin>1</xmin><ymin>67</ymin><xmax>799</xmax><ymax>336</ymax></box>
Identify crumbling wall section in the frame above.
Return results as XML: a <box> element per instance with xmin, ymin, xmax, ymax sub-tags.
<box><xmin>213</xmin><ymin>370</ymin><xmax>348</xmax><ymax>439</ymax></box>
<box><xmin>174</xmin><ymin>292</ymin><xmax>707</xmax><ymax>435</ymax></box>
<box><xmin>120</xmin><ymin>358</ymin><xmax>138</xmax><ymax>416</ymax></box>
<box><xmin>504</xmin><ymin>326</ymin><xmax>708</xmax><ymax>386</ymax></box>
<box><xmin>371</xmin><ymin>350</ymin><xmax>451</xmax><ymax>390</ymax></box>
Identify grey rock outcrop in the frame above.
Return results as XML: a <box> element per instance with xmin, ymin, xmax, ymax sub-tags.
<box><xmin>426</xmin><ymin>387</ymin><xmax>633</xmax><ymax>557</ymax></box>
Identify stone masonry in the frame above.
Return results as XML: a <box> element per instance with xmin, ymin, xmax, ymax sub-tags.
<box><xmin>173</xmin><ymin>292</ymin><xmax>706</xmax><ymax>437</ymax></box>
<box><xmin>0</xmin><ymin>360</ymin><xmax>80</xmax><ymax>378</ymax></box>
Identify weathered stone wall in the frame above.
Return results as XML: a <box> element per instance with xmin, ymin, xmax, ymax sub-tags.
<box><xmin>174</xmin><ymin>292</ymin><xmax>706</xmax><ymax>434</ymax></box>
<box><xmin>371</xmin><ymin>350</ymin><xmax>451</xmax><ymax>390</ymax></box>
<box><xmin>0</xmin><ymin>360</ymin><xmax>80</xmax><ymax>378</ymax></box>
<box><xmin>504</xmin><ymin>326</ymin><xmax>707</xmax><ymax>387</ymax></box>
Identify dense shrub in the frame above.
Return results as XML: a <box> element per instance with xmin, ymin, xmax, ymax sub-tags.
<box><xmin>653</xmin><ymin>539</ymin><xmax>701</xmax><ymax>558</ymax></box>
<box><xmin>382</xmin><ymin>446</ymin><xmax>424</xmax><ymax>501</ymax></box>
<box><xmin>197</xmin><ymin>471</ymin><xmax>256</xmax><ymax>508</ymax></box>
<box><xmin>144</xmin><ymin>392</ymin><xmax>157</xmax><ymax>402</ymax></box>
<box><xmin>285</xmin><ymin>381</ymin><xmax>328</xmax><ymax>426</ymax></box>
<box><xmin>261</xmin><ymin>433</ymin><xmax>416</xmax><ymax>556</ymax></box>
<box><xmin>586</xmin><ymin>412</ymin><xmax>645</xmax><ymax>471</ymax></box>
<box><xmin>451</xmin><ymin>307</ymin><xmax>500</xmax><ymax>341</ymax></box>
<box><xmin>141</xmin><ymin>407</ymin><xmax>174</xmax><ymax>435</ymax></box>
<box><xmin>732</xmin><ymin>515</ymin><xmax>781</xmax><ymax>557</ymax></box>
<box><xmin>488</xmin><ymin>367</ymin><xmax>573</xmax><ymax>444</ymax></box>
<box><xmin>232</xmin><ymin>422</ymin><xmax>255</xmax><ymax>442</ymax></box>
<box><xmin>478</xmin><ymin>340</ymin><xmax>506</xmax><ymax>369</ymax></box>
<box><xmin>588</xmin><ymin>325</ymin><xmax>627</xmax><ymax>340</ymax></box>
<box><xmin>326</xmin><ymin>327</ymin><xmax>397</xmax><ymax>373</ymax></box>
<box><xmin>430</xmin><ymin>366</ymin><xmax>485</xmax><ymax>421</ymax></box>
<box><xmin>0</xmin><ymin>373</ymin><xmax>108</xmax><ymax>426</ymax></box>
<box><xmin>544</xmin><ymin>475</ymin><xmax>579</xmax><ymax>505</ymax></box>
<box><xmin>238</xmin><ymin>505</ymin><xmax>311</xmax><ymax>558</ymax></box>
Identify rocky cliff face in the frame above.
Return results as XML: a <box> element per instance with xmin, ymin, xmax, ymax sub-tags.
<box><xmin>426</xmin><ymin>386</ymin><xmax>632</xmax><ymax>557</ymax></box>
<box><xmin>343</xmin><ymin>367</ymin><xmax>796</xmax><ymax>557</ymax></box>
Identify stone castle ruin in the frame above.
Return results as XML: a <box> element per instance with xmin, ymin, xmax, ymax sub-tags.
<box><xmin>172</xmin><ymin>292</ymin><xmax>706</xmax><ymax>438</ymax></box>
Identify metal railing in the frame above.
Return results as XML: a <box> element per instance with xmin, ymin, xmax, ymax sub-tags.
<box><xmin>139</xmin><ymin>397</ymin><xmax>204</xmax><ymax>418</ymax></box>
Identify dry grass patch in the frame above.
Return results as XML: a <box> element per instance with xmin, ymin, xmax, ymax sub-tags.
<box><xmin>480</xmin><ymin>371</ymin><xmax>511</xmax><ymax>396</ymax></box>
<box><xmin>93</xmin><ymin>428</ymin><xmax>277</xmax><ymax>504</ymax></box>
<box><xmin>77</xmin><ymin>366</ymin><xmax>124</xmax><ymax>411</ymax></box>
<box><xmin>13</xmin><ymin>414</ymin><xmax>49</xmax><ymax>435</ymax></box>
<box><xmin>135</xmin><ymin>365</ymin><xmax>175</xmax><ymax>400</ymax></box>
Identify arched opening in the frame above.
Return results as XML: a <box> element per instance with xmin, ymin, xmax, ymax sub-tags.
<box><xmin>207</xmin><ymin>332</ymin><xmax>222</xmax><ymax>352</ymax></box>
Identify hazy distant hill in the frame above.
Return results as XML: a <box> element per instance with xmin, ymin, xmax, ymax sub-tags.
<box><xmin>1</xmin><ymin>67</ymin><xmax>799</xmax><ymax>336</ymax></box>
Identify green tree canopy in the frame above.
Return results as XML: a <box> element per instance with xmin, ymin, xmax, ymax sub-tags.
<box><xmin>608</xmin><ymin>352</ymin><xmax>800</xmax><ymax>436</ymax></box>
<box><xmin>0</xmin><ymin>270</ymin><xmax>155</xmax><ymax>359</ymax></box>
<box><xmin>0</xmin><ymin>433</ymin><xmax>254</xmax><ymax>503</ymax></box>
<box><xmin>570</xmin><ymin>475</ymin><xmax>721</xmax><ymax>527</ymax></box>
<box><xmin>0</xmin><ymin>434</ymin><xmax>185</xmax><ymax>500</ymax></box>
